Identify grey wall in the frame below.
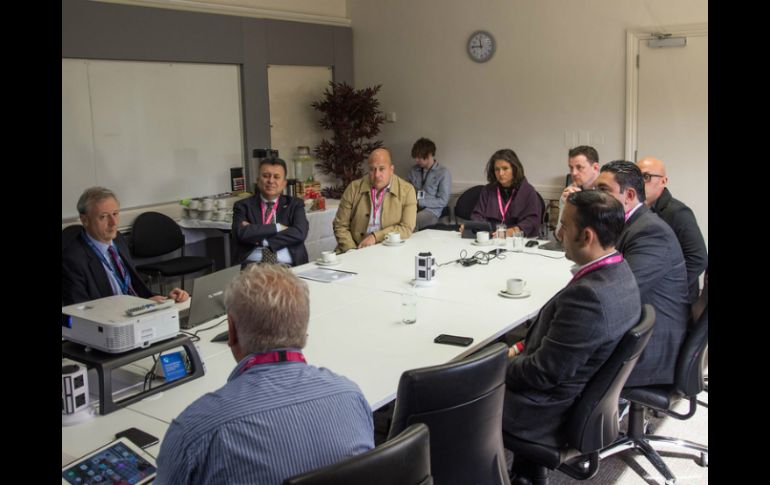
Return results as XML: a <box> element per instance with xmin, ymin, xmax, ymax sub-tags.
<box><xmin>62</xmin><ymin>0</ymin><xmax>353</xmax><ymax>166</ymax></box>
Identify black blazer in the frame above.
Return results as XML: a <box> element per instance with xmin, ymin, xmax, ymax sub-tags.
<box><xmin>618</xmin><ymin>205</ymin><xmax>690</xmax><ymax>387</ymax></box>
<box><xmin>231</xmin><ymin>193</ymin><xmax>309</xmax><ymax>266</ymax></box>
<box><xmin>62</xmin><ymin>228</ymin><xmax>153</xmax><ymax>306</ymax></box>
<box><xmin>651</xmin><ymin>188</ymin><xmax>708</xmax><ymax>304</ymax></box>
<box><xmin>503</xmin><ymin>260</ymin><xmax>641</xmax><ymax>448</ymax></box>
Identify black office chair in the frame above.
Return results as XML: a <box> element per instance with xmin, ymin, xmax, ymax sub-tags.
<box><xmin>387</xmin><ymin>342</ymin><xmax>510</xmax><ymax>485</ymax></box>
<box><xmin>535</xmin><ymin>191</ymin><xmax>549</xmax><ymax>238</ymax></box>
<box><xmin>283</xmin><ymin>423</ymin><xmax>432</xmax><ymax>485</ymax></box>
<box><xmin>62</xmin><ymin>224</ymin><xmax>84</xmax><ymax>253</ymax></box>
<box><xmin>600</xmin><ymin>291</ymin><xmax>709</xmax><ymax>483</ymax></box>
<box><xmin>423</xmin><ymin>206</ymin><xmax>455</xmax><ymax>231</ymax></box>
<box><xmin>453</xmin><ymin>185</ymin><xmax>484</xmax><ymax>222</ymax></box>
<box><xmin>503</xmin><ymin>305</ymin><xmax>656</xmax><ymax>485</ymax></box>
<box><xmin>131</xmin><ymin>212</ymin><xmax>214</xmax><ymax>294</ymax></box>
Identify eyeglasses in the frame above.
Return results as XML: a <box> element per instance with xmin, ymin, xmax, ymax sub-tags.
<box><xmin>642</xmin><ymin>173</ymin><xmax>664</xmax><ymax>182</ymax></box>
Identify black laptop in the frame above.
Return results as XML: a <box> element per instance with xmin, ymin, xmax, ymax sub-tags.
<box><xmin>179</xmin><ymin>265</ymin><xmax>241</xmax><ymax>329</ymax></box>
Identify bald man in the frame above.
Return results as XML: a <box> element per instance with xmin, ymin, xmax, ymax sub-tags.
<box><xmin>637</xmin><ymin>157</ymin><xmax>707</xmax><ymax>304</ymax></box>
<box><xmin>333</xmin><ymin>148</ymin><xmax>417</xmax><ymax>253</ymax></box>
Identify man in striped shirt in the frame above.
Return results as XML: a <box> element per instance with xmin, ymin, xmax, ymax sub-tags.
<box><xmin>156</xmin><ymin>264</ymin><xmax>374</xmax><ymax>484</ymax></box>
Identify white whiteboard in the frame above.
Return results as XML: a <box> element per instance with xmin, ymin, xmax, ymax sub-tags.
<box><xmin>62</xmin><ymin>59</ymin><xmax>244</xmax><ymax>219</ymax></box>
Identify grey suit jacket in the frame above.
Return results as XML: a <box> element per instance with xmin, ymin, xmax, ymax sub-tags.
<box><xmin>618</xmin><ymin>205</ymin><xmax>690</xmax><ymax>387</ymax></box>
<box><xmin>503</xmin><ymin>258</ymin><xmax>640</xmax><ymax>448</ymax></box>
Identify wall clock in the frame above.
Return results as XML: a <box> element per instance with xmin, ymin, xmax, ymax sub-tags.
<box><xmin>467</xmin><ymin>30</ymin><xmax>496</xmax><ymax>63</ymax></box>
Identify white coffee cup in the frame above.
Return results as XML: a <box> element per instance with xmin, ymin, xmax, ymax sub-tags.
<box><xmin>211</xmin><ymin>210</ymin><xmax>224</xmax><ymax>221</ymax></box>
<box><xmin>216</xmin><ymin>199</ymin><xmax>227</xmax><ymax>209</ymax></box>
<box><xmin>387</xmin><ymin>232</ymin><xmax>401</xmax><ymax>243</ymax></box>
<box><xmin>188</xmin><ymin>199</ymin><xmax>200</xmax><ymax>210</ymax></box>
<box><xmin>476</xmin><ymin>231</ymin><xmax>490</xmax><ymax>243</ymax></box>
<box><xmin>201</xmin><ymin>198</ymin><xmax>214</xmax><ymax>211</ymax></box>
<box><xmin>321</xmin><ymin>251</ymin><xmax>337</xmax><ymax>263</ymax></box>
<box><xmin>199</xmin><ymin>210</ymin><xmax>213</xmax><ymax>220</ymax></box>
<box><xmin>506</xmin><ymin>278</ymin><xmax>527</xmax><ymax>295</ymax></box>
<box><xmin>187</xmin><ymin>208</ymin><xmax>199</xmax><ymax>219</ymax></box>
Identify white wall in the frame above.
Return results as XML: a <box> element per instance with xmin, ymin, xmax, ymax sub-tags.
<box><xmin>348</xmin><ymin>0</ymin><xmax>707</xmax><ymax>198</ymax></box>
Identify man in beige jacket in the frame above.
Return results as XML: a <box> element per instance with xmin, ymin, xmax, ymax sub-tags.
<box><xmin>333</xmin><ymin>148</ymin><xmax>417</xmax><ymax>253</ymax></box>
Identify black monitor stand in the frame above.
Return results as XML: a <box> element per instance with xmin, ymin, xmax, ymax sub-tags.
<box><xmin>61</xmin><ymin>334</ymin><xmax>204</xmax><ymax>415</ymax></box>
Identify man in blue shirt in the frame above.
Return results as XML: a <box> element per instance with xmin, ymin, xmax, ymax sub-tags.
<box><xmin>406</xmin><ymin>138</ymin><xmax>452</xmax><ymax>230</ymax></box>
<box><xmin>156</xmin><ymin>264</ymin><xmax>374</xmax><ymax>485</ymax></box>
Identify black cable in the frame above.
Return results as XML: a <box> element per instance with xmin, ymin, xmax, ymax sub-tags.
<box><xmin>191</xmin><ymin>316</ymin><xmax>228</xmax><ymax>338</ymax></box>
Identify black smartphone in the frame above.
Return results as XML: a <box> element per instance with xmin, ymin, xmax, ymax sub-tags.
<box><xmin>434</xmin><ymin>334</ymin><xmax>473</xmax><ymax>347</ymax></box>
<box><xmin>115</xmin><ymin>427</ymin><xmax>159</xmax><ymax>449</ymax></box>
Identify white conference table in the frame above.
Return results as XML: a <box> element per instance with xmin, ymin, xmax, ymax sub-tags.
<box><xmin>62</xmin><ymin>229</ymin><xmax>573</xmax><ymax>462</ymax></box>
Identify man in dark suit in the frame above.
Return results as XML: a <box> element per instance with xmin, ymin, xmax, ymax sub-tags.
<box><xmin>637</xmin><ymin>157</ymin><xmax>708</xmax><ymax>304</ymax></box>
<box><xmin>232</xmin><ymin>158</ymin><xmax>309</xmax><ymax>266</ymax></box>
<box><xmin>595</xmin><ymin>161</ymin><xmax>690</xmax><ymax>387</ymax></box>
<box><xmin>504</xmin><ymin>191</ymin><xmax>640</xmax><ymax>458</ymax></box>
<box><xmin>62</xmin><ymin>187</ymin><xmax>189</xmax><ymax>306</ymax></box>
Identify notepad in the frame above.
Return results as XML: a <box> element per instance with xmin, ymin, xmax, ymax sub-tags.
<box><xmin>297</xmin><ymin>268</ymin><xmax>357</xmax><ymax>283</ymax></box>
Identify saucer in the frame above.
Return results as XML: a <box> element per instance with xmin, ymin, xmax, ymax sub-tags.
<box><xmin>471</xmin><ymin>240</ymin><xmax>494</xmax><ymax>246</ymax></box>
<box><xmin>384</xmin><ymin>240</ymin><xmax>406</xmax><ymax>246</ymax></box>
<box><xmin>315</xmin><ymin>259</ymin><xmax>341</xmax><ymax>267</ymax></box>
<box><xmin>498</xmin><ymin>289</ymin><xmax>531</xmax><ymax>299</ymax></box>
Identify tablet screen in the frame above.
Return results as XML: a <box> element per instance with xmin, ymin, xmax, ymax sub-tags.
<box><xmin>62</xmin><ymin>438</ymin><xmax>157</xmax><ymax>485</ymax></box>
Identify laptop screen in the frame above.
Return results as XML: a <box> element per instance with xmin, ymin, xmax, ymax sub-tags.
<box><xmin>181</xmin><ymin>265</ymin><xmax>241</xmax><ymax>328</ymax></box>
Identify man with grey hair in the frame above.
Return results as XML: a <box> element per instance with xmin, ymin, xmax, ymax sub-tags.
<box><xmin>156</xmin><ymin>264</ymin><xmax>374</xmax><ymax>485</ymax></box>
<box><xmin>62</xmin><ymin>187</ymin><xmax>188</xmax><ymax>305</ymax></box>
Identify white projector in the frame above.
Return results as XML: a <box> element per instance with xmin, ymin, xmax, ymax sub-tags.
<box><xmin>62</xmin><ymin>295</ymin><xmax>180</xmax><ymax>353</ymax></box>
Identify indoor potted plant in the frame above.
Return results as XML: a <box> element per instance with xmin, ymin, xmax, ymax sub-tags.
<box><xmin>311</xmin><ymin>82</ymin><xmax>386</xmax><ymax>199</ymax></box>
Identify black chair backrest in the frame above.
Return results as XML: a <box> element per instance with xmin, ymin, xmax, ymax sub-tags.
<box><xmin>283</xmin><ymin>423</ymin><xmax>432</xmax><ymax>485</ymax></box>
<box><xmin>675</xmin><ymin>291</ymin><xmax>708</xmax><ymax>397</ymax></box>
<box><xmin>565</xmin><ymin>304</ymin><xmax>656</xmax><ymax>452</ymax></box>
<box><xmin>388</xmin><ymin>343</ymin><xmax>509</xmax><ymax>485</ymax></box>
<box><xmin>62</xmin><ymin>224</ymin><xmax>84</xmax><ymax>253</ymax></box>
<box><xmin>131</xmin><ymin>212</ymin><xmax>185</xmax><ymax>257</ymax></box>
<box><xmin>453</xmin><ymin>185</ymin><xmax>484</xmax><ymax>221</ymax></box>
<box><xmin>535</xmin><ymin>191</ymin><xmax>547</xmax><ymax>224</ymax></box>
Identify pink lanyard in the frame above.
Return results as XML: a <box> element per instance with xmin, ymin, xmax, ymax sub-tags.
<box><xmin>261</xmin><ymin>199</ymin><xmax>279</xmax><ymax>224</ymax></box>
<box><xmin>371</xmin><ymin>187</ymin><xmax>386</xmax><ymax>221</ymax></box>
<box><xmin>239</xmin><ymin>350</ymin><xmax>306</xmax><ymax>375</ymax></box>
<box><xmin>569</xmin><ymin>253</ymin><xmax>624</xmax><ymax>284</ymax></box>
<box><xmin>497</xmin><ymin>187</ymin><xmax>514</xmax><ymax>219</ymax></box>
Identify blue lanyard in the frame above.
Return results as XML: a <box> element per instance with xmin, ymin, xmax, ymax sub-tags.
<box><xmin>84</xmin><ymin>237</ymin><xmax>133</xmax><ymax>295</ymax></box>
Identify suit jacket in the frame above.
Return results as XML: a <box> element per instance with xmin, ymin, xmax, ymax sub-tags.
<box><xmin>503</xmin><ymin>259</ymin><xmax>640</xmax><ymax>448</ymax></box>
<box><xmin>62</xmin><ymin>228</ymin><xmax>153</xmax><ymax>306</ymax></box>
<box><xmin>471</xmin><ymin>179</ymin><xmax>542</xmax><ymax>237</ymax></box>
<box><xmin>618</xmin><ymin>205</ymin><xmax>690</xmax><ymax>387</ymax></box>
<box><xmin>232</xmin><ymin>193</ymin><xmax>309</xmax><ymax>266</ymax></box>
<box><xmin>651</xmin><ymin>188</ymin><xmax>708</xmax><ymax>304</ymax></box>
<box><xmin>332</xmin><ymin>174</ymin><xmax>417</xmax><ymax>253</ymax></box>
